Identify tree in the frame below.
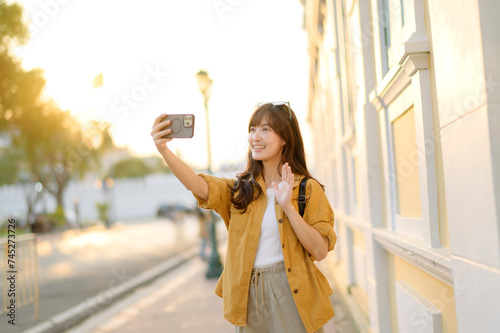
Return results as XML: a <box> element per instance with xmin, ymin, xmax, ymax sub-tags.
<box><xmin>0</xmin><ymin>1</ymin><xmax>46</xmax><ymax>131</ymax></box>
<box><xmin>1</xmin><ymin>2</ymin><xmax>114</xmax><ymax>226</ymax></box>
<box><xmin>0</xmin><ymin>144</ymin><xmax>22</xmax><ymax>184</ymax></box>
<box><xmin>111</xmin><ymin>158</ymin><xmax>151</xmax><ymax>179</ymax></box>
<box><xmin>0</xmin><ymin>0</ymin><xmax>45</xmax><ymax>185</ymax></box>
<box><xmin>3</xmin><ymin>102</ymin><xmax>114</xmax><ymax>226</ymax></box>
<box><xmin>12</xmin><ymin>102</ymin><xmax>114</xmax><ymax>212</ymax></box>
<box><xmin>148</xmin><ymin>156</ymin><xmax>172</xmax><ymax>174</ymax></box>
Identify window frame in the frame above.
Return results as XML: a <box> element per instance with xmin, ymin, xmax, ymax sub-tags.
<box><xmin>370</xmin><ymin>0</ymin><xmax>440</xmax><ymax>248</ymax></box>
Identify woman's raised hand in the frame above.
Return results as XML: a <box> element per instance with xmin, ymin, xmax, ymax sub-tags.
<box><xmin>150</xmin><ymin>114</ymin><xmax>209</xmax><ymax>200</ymax></box>
<box><xmin>273</xmin><ymin>163</ymin><xmax>294</xmax><ymax>210</ymax></box>
<box><xmin>151</xmin><ymin>113</ymin><xmax>173</xmax><ymax>154</ymax></box>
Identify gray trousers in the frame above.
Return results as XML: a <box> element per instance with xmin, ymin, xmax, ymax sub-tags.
<box><xmin>235</xmin><ymin>262</ymin><xmax>324</xmax><ymax>333</ymax></box>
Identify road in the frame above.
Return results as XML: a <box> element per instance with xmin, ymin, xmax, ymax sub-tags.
<box><xmin>0</xmin><ymin>216</ymin><xmax>205</xmax><ymax>333</ymax></box>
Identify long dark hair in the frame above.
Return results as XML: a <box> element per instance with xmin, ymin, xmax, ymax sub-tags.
<box><xmin>230</xmin><ymin>103</ymin><xmax>316</xmax><ymax>211</ymax></box>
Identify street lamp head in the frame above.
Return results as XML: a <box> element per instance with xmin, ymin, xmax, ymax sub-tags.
<box><xmin>196</xmin><ymin>70</ymin><xmax>213</xmax><ymax>100</ymax></box>
<box><xmin>206</xmin><ymin>78</ymin><xmax>213</xmax><ymax>100</ymax></box>
<box><xmin>196</xmin><ymin>70</ymin><xmax>209</xmax><ymax>92</ymax></box>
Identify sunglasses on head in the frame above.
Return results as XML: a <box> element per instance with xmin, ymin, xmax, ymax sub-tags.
<box><xmin>257</xmin><ymin>101</ymin><xmax>292</xmax><ymax>120</ymax></box>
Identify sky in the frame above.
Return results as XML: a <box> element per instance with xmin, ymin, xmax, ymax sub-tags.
<box><xmin>14</xmin><ymin>0</ymin><xmax>311</xmax><ymax>170</ymax></box>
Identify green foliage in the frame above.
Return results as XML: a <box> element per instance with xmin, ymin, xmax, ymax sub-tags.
<box><xmin>95</xmin><ymin>201</ymin><xmax>110</xmax><ymax>224</ymax></box>
<box><xmin>110</xmin><ymin>156</ymin><xmax>172</xmax><ymax>179</ymax></box>
<box><xmin>0</xmin><ymin>1</ymin><xmax>29</xmax><ymax>49</ymax></box>
<box><xmin>0</xmin><ymin>219</ymin><xmax>30</xmax><ymax>237</ymax></box>
<box><xmin>0</xmin><ymin>146</ymin><xmax>22</xmax><ymax>185</ymax></box>
<box><xmin>0</xmin><ymin>3</ymin><xmax>115</xmax><ymax>219</ymax></box>
<box><xmin>111</xmin><ymin>158</ymin><xmax>151</xmax><ymax>178</ymax></box>
<box><xmin>10</xmin><ymin>102</ymin><xmax>115</xmax><ymax>206</ymax></box>
<box><xmin>0</xmin><ymin>1</ymin><xmax>45</xmax><ymax>131</ymax></box>
<box><xmin>149</xmin><ymin>156</ymin><xmax>172</xmax><ymax>174</ymax></box>
<box><xmin>45</xmin><ymin>205</ymin><xmax>66</xmax><ymax>228</ymax></box>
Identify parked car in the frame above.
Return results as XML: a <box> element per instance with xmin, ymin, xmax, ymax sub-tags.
<box><xmin>156</xmin><ymin>202</ymin><xmax>195</xmax><ymax>221</ymax></box>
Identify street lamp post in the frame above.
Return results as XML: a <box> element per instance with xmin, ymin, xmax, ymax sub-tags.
<box><xmin>196</xmin><ymin>70</ymin><xmax>223</xmax><ymax>279</ymax></box>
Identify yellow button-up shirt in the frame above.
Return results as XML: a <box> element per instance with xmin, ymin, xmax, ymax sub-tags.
<box><xmin>193</xmin><ymin>173</ymin><xmax>337</xmax><ymax>333</ymax></box>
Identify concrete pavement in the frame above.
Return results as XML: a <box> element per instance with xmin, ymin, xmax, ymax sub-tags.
<box><xmin>68</xmin><ymin>257</ymin><xmax>234</xmax><ymax>333</ymax></box>
<box><xmin>67</xmin><ymin>247</ymin><xmax>357</xmax><ymax>333</ymax></box>
<box><xmin>0</xmin><ymin>217</ymin><xmax>206</xmax><ymax>333</ymax></box>
<box><xmin>2</xmin><ymin>217</ymin><xmax>357</xmax><ymax>333</ymax></box>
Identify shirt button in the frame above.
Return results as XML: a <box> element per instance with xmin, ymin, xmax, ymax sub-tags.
<box><xmin>282</xmin><ymin>244</ymin><xmax>285</xmax><ymax>248</ymax></box>
<box><xmin>279</xmin><ymin>219</ymin><xmax>283</xmax><ymax>223</ymax></box>
<box><xmin>288</xmin><ymin>268</ymin><xmax>291</xmax><ymax>272</ymax></box>
<box><xmin>294</xmin><ymin>289</ymin><xmax>298</xmax><ymax>294</ymax></box>
<box><xmin>276</xmin><ymin>201</ymin><xmax>279</xmax><ymax>205</ymax></box>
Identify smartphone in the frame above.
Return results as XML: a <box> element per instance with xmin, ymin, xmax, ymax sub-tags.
<box><xmin>160</xmin><ymin>114</ymin><xmax>195</xmax><ymax>139</ymax></box>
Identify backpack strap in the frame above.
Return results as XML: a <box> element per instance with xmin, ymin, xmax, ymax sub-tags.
<box><xmin>298</xmin><ymin>177</ymin><xmax>310</xmax><ymax>217</ymax></box>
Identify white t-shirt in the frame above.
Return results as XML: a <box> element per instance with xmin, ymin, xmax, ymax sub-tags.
<box><xmin>253</xmin><ymin>186</ymin><xmax>285</xmax><ymax>268</ymax></box>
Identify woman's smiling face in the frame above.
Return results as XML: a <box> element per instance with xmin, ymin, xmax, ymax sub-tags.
<box><xmin>248</xmin><ymin>117</ymin><xmax>286</xmax><ymax>163</ymax></box>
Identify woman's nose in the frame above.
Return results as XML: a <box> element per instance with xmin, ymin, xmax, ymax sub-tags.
<box><xmin>251</xmin><ymin>130</ymin><xmax>262</xmax><ymax>140</ymax></box>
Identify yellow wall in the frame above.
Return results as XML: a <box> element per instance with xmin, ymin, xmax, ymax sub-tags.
<box><xmin>387</xmin><ymin>253</ymin><xmax>398</xmax><ymax>333</ymax></box>
<box><xmin>388</xmin><ymin>253</ymin><xmax>458</xmax><ymax>332</ymax></box>
<box><xmin>392</xmin><ymin>107</ymin><xmax>422</xmax><ymax>218</ymax></box>
<box><xmin>352</xmin><ymin>228</ymin><xmax>365</xmax><ymax>250</ymax></box>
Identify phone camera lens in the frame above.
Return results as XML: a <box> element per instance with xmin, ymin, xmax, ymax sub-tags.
<box><xmin>184</xmin><ymin>116</ymin><xmax>193</xmax><ymax>127</ymax></box>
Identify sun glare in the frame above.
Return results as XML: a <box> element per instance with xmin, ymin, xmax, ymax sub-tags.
<box><xmin>13</xmin><ymin>0</ymin><xmax>309</xmax><ymax>169</ymax></box>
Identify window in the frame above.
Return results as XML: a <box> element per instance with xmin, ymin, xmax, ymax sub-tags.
<box><xmin>379</xmin><ymin>0</ymin><xmax>391</xmax><ymax>75</ymax></box>
<box><xmin>400</xmin><ymin>0</ymin><xmax>405</xmax><ymax>26</ymax></box>
<box><xmin>378</xmin><ymin>0</ymin><xmax>409</xmax><ymax>74</ymax></box>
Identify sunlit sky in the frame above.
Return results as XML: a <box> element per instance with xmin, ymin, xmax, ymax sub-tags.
<box><xmin>15</xmin><ymin>0</ymin><xmax>311</xmax><ymax>170</ymax></box>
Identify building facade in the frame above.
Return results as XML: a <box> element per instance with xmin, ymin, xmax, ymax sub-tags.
<box><xmin>302</xmin><ymin>0</ymin><xmax>500</xmax><ymax>332</ymax></box>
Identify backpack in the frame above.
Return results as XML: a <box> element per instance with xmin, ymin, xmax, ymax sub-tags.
<box><xmin>298</xmin><ymin>177</ymin><xmax>310</xmax><ymax>217</ymax></box>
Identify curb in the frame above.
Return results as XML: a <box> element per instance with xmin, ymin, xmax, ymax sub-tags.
<box><xmin>23</xmin><ymin>246</ymin><xmax>200</xmax><ymax>333</ymax></box>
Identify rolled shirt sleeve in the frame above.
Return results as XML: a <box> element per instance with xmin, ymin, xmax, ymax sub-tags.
<box><xmin>302</xmin><ymin>179</ymin><xmax>337</xmax><ymax>255</ymax></box>
<box><xmin>192</xmin><ymin>173</ymin><xmax>235</xmax><ymax>229</ymax></box>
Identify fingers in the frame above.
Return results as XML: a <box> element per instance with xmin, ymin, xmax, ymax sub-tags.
<box><xmin>272</xmin><ymin>181</ymin><xmax>279</xmax><ymax>193</ymax></box>
<box><xmin>281</xmin><ymin>162</ymin><xmax>294</xmax><ymax>184</ymax></box>
<box><xmin>282</xmin><ymin>163</ymin><xmax>288</xmax><ymax>180</ymax></box>
<box><xmin>151</xmin><ymin>114</ymin><xmax>174</xmax><ymax>150</ymax></box>
<box><xmin>152</xmin><ymin>130</ymin><xmax>173</xmax><ymax>143</ymax></box>
<box><xmin>151</xmin><ymin>114</ymin><xmax>172</xmax><ymax>138</ymax></box>
<box><xmin>152</xmin><ymin>113</ymin><xmax>167</xmax><ymax>127</ymax></box>
<box><xmin>153</xmin><ymin>126</ymin><xmax>172</xmax><ymax>139</ymax></box>
<box><xmin>152</xmin><ymin>120</ymin><xmax>171</xmax><ymax>133</ymax></box>
<box><xmin>152</xmin><ymin>114</ymin><xmax>171</xmax><ymax>132</ymax></box>
<box><xmin>153</xmin><ymin>127</ymin><xmax>172</xmax><ymax>139</ymax></box>
<box><xmin>161</xmin><ymin>137</ymin><xmax>174</xmax><ymax>143</ymax></box>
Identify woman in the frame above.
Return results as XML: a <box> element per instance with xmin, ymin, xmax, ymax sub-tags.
<box><xmin>151</xmin><ymin>102</ymin><xmax>336</xmax><ymax>333</ymax></box>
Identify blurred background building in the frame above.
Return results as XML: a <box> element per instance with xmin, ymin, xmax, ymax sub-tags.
<box><xmin>302</xmin><ymin>0</ymin><xmax>500</xmax><ymax>332</ymax></box>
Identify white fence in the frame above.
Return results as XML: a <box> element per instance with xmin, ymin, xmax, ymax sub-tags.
<box><xmin>0</xmin><ymin>173</ymin><xmax>207</xmax><ymax>226</ymax></box>
<box><xmin>0</xmin><ymin>234</ymin><xmax>39</xmax><ymax>321</ymax></box>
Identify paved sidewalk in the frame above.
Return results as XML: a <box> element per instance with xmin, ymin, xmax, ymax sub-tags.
<box><xmin>68</xmin><ymin>242</ymin><xmax>356</xmax><ymax>333</ymax></box>
<box><xmin>69</xmin><ymin>257</ymin><xmax>234</xmax><ymax>333</ymax></box>
<box><xmin>6</xmin><ymin>218</ymin><xmax>203</xmax><ymax>333</ymax></box>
